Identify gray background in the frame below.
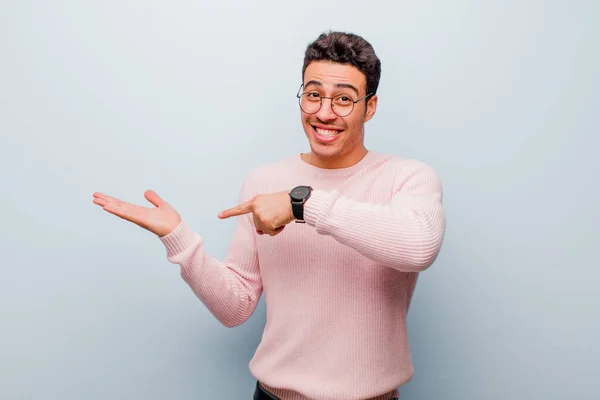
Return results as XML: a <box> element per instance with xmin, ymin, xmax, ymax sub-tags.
<box><xmin>1</xmin><ymin>1</ymin><xmax>598</xmax><ymax>399</ymax></box>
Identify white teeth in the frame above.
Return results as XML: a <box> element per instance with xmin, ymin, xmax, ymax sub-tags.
<box><xmin>315</xmin><ymin>127</ymin><xmax>340</xmax><ymax>137</ymax></box>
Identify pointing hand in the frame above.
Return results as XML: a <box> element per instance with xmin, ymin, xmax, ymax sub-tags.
<box><xmin>93</xmin><ymin>190</ymin><xmax>182</xmax><ymax>237</ymax></box>
<box><xmin>218</xmin><ymin>191</ymin><xmax>294</xmax><ymax>236</ymax></box>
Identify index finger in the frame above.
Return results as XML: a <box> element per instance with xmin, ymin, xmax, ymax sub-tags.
<box><xmin>218</xmin><ymin>199</ymin><xmax>253</xmax><ymax>219</ymax></box>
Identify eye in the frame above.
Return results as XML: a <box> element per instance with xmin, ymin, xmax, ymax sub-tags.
<box><xmin>307</xmin><ymin>91</ymin><xmax>321</xmax><ymax>98</ymax></box>
<box><xmin>334</xmin><ymin>95</ymin><xmax>353</xmax><ymax>105</ymax></box>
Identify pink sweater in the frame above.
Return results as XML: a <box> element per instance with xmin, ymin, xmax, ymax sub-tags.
<box><xmin>160</xmin><ymin>151</ymin><xmax>446</xmax><ymax>400</ymax></box>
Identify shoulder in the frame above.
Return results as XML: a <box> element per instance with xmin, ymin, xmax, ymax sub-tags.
<box><xmin>238</xmin><ymin>154</ymin><xmax>298</xmax><ymax>199</ymax></box>
<box><xmin>243</xmin><ymin>154</ymin><xmax>296</xmax><ymax>183</ymax></box>
<box><xmin>370</xmin><ymin>151</ymin><xmax>443</xmax><ymax>193</ymax></box>
<box><xmin>371</xmin><ymin>151</ymin><xmax>441</xmax><ymax>178</ymax></box>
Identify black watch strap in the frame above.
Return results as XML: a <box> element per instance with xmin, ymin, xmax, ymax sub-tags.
<box><xmin>292</xmin><ymin>202</ymin><xmax>305</xmax><ymax>221</ymax></box>
<box><xmin>289</xmin><ymin>186</ymin><xmax>312</xmax><ymax>223</ymax></box>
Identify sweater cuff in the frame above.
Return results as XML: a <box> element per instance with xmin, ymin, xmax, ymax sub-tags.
<box><xmin>159</xmin><ymin>219</ymin><xmax>198</xmax><ymax>257</ymax></box>
<box><xmin>302</xmin><ymin>189</ymin><xmax>331</xmax><ymax>228</ymax></box>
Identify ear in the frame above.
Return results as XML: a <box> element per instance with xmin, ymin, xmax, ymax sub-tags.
<box><xmin>364</xmin><ymin>94</ymin><xmax>378</xmax><ymax>122</ymax></box>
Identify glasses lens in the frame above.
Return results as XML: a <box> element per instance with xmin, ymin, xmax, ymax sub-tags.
<box><xmin>331</xmin><ymin>95</ymin><xmax>354</xmax><ymax>117</ymax></box>
<box><xmin>299</xmin><ymin>93</ymin><xmax>321</xmax><ymax>114</ymax></box>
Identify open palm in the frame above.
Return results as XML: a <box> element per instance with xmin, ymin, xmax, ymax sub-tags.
<box><xmin>93</xmin><ymin>190</ymin><xmax>182</xmax><ymax>237</ymax></box>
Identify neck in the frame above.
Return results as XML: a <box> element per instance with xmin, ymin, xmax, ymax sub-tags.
<box><xmin>302</xmin><ymin>146</ymin><xmax>368</xmax><ymax>169</ymax></box>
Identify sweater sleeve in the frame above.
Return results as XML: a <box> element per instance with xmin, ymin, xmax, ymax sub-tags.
<box><xmin>159</xmin><ymin>176</ymin><xmax>262</xmax><ymax>328</ymax></box>
<box><xmin>302</xmin><ymin>161</ymin><xmax>446</xmax><ymax>272</ymax></box>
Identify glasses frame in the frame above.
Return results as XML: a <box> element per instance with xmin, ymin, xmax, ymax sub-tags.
<box><xmin>296</xmin><ymin>84</ymin><xmax>374</xmax><ymax>117</ymax></box>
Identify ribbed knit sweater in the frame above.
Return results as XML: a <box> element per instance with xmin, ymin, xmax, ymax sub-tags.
<box><xmin>159</xmin><ymin>151</ymin><xmax>446</xmax><ymax>400</ymax></box>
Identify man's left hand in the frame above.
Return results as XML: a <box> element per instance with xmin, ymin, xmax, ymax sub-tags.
<box><xmin>218</xmin><ymin>191</ymin><xmax>295</xmax><ymax>236</ymax></box>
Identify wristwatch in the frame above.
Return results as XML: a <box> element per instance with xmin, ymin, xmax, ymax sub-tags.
<box><xmin>289</xmin><ymin>185</ymin><xmax>313</xmax><ymax>223</ymax></box>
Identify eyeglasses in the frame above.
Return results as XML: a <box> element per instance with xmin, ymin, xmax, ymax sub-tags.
<box><xmin>296</xmin><ymin>84</ymin><xmax>373</xmax><ymax>117</ymax></box>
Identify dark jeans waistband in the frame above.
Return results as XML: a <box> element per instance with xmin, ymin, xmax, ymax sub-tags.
<box><xmin>253</xmin><ymin>381</ymin><xmax>399</xmax><ymax>400</ymax></box>
<box><xmin>254</xmin><ymin>382</ymin><xmax>278</xmax><ymax>400</ymax></box>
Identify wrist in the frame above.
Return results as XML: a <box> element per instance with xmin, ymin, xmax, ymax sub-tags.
<box><xmin>300</xmin><ymin>189</ymin><xmax>328</xmax><ymax>228</ymax></box>
<box><xmin>289</xmin><ymin>185</ymin><xmax>313</xmax><ymax>223</ymax></box>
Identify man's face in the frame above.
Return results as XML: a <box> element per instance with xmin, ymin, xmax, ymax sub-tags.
<box><xmin>300</xmin><ymin>61</ymin><xmax>377</xmax><ymax>167</ymax></box>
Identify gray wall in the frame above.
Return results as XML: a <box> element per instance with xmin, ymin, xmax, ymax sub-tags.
<box><xmin>1</xmin><ymin>1</ymin><xmax>598</xmax><ymax>399</ymax></box>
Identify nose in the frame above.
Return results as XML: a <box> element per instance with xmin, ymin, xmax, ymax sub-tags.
<box><xmin>315</xmin><ymin>98</ymin><xmax>338</xmax><ymax>122</ymax></box>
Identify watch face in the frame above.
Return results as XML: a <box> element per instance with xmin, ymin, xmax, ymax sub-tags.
<box><xmin>291</xmin><ymin>186</ymin><xmax>311</xmax><ymax>200</ymax></box>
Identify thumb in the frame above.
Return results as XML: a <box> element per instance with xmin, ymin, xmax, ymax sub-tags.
<box><xmin>144</xmin><ymin>190</ymin><xmax>166</xmax><ymax>207</ymax></box>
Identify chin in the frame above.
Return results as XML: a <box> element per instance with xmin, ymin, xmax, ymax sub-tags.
<box><xmin>309</xmin><ymin>143</ymin><xmax>344</xmax><ymax>160</ymax></box>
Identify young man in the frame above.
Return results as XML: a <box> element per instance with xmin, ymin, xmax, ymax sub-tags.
<box><xmin>93</xmin><ymin>31</ymin><xmax>446</xmax><ymax>400</ymax></box>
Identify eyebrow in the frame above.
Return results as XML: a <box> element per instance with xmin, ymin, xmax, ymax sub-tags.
<box><xmin>304</xmin><ymin>80</ymin><xmax>360</xmax><ymax>96</ymax></box>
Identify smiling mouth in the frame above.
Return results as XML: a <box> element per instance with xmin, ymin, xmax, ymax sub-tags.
<box><xmin>312</xmin><ymin>125</ymin><xmax>343</xmax><ymax>138</ymax></box>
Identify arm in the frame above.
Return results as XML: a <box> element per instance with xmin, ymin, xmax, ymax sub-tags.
<box><xmin>159</xmin><ymin>179</ymin><xmax>262</xmax><ymax>328</ymax></box>
<box><xmin>302</xmin><ymin>161</ymin><xmax>446</xmax><ymax>272</ymax></box>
